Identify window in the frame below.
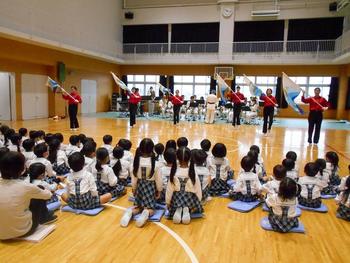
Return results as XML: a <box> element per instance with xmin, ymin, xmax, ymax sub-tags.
<box><xmin>127</xmin><ymin>75</ymin><xmax>160</xmax><ymax>96</ymax></box>
<box><xmin>235</xmin><ymin>76</ymin><xmax>278</xmax><ymax>99</ymax></box>
<box><xmin>174</xmin><ymin>75</ymin><xmax>211</xmax><ymax>100</ymax></box>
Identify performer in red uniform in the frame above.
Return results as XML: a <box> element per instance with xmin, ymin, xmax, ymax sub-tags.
<box><xmin>260</xmin><ymin>88</ymin><xmax>278</xmax><ymax>135</ymax></box>
<box><xmin>170</xmin><ymin>90</ymin><xmax>183</xmax><ymax>125</ymax></box>
<box><xmin>128</xmin><ymin>87</ymin><xmax>141</xmax><ymax>127</ymax></box>
<box><xmin>228</xmin><ymin>86</ymin><xmax>246</xmax><ymax>127</ymax></box>
<box><xmin>62</xmin><ymin>86</ymin><xmax>82</xmax><ymax>131</ymax></box>
<box><xmin>301</xmin><ymin>87</ymin><xmax>329</xmax><ymax>145</ymax></box>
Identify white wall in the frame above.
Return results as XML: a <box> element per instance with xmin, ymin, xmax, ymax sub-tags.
<box><xmin>0</xmin><ymin>0</ymin><xmax>123</xmax><ymax>58</ymax></box>
<box><xmin>0</xmin><ymin>73</ymin><xmax>11</xmax><ymax>121</ymax></box>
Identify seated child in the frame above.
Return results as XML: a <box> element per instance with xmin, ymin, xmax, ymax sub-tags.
<box><xmin>118</xmin><ymin>139</ymin><xmax>134</xmax><ymax>164</ymax></box>
<box><xmin>230</xmin><ymin>156</ymin><xmax>262</xmax><ymax>202</ymax></box>
<box><xmin>101</xmin><ymin>135</ymin><xmax>113</xmax><ymax>155</ymax></box>
<box><xmin>298</xmin><ymin>162</ymin><xmax>326</xmax><ymax>208</ymax></box>
<box><xmin>247</xmin><ymin>150</ymin><xmax>267</xmax><ymax>183</ymax></box>
<box><xmin>18</xmin><ymin>128</ymin><xmax>29</xmax><ymax>145</ymax></box>
<box><xmin>262</xmin><ymin>164</ymin><xmax>286</xmax><ymax>197</ymax></box>
<box><xmin>166</xmin><ymin>147</ymin><xmax>202</xmax><ymax>224</ymax></box>
<box><xmin>200</xmin><ymin>139</ymin><xmax>212</xmax><ymax>166</ymax></box>
<box><xmin>282</xmin><ymin>158</ymin><xmax>299</xmax><ymax>181</ymax></box>
<box><xmin>286</xmin><ymin>151</ymin><xmax>299</xmax><ymax>173</ymax></box>
<box><xmin>165</xmin><ymin>140</ymin><xmax>177</xmax><ymax>151</ymax></box>
<box><xmin>81</xmin><ymin>141</ymin><xmax>96</xmax><ymax>173</ymax></box>
<box><xmin>339</xmin><ymin>165</ymin><xmax>350</xmax><ymax>192</ymax></box>
<box><xmin>335</xmin><ymin>176</ymin><xmax>350</xmax><ymax>221</ymax></box>
<box><xmin>314</xmin><ymin>158</ymin><xmax>331</xmax><ymax>195</ymax></box>
<box><xmin>154</xmin><ymin>143</ymin><xmax>165</xmax><ymax>168</ymax></box>
<box><xmin>61</xmin><ymin>152</ymin><xmax>111</xmax><ymax>210</ymax></box>
<box><xmin>92</xmin><ymin>148</ymin><xmax>126</xmax><ymax>198</ymax></box>
<box><xmin>30</xmin><ymin>143</ymin><xmax>56</xmax><ymax>179</ymax></box>
<box><xmin>110</xmin><ymin>146</ymin><xmax>131</xmax><ymax>186</ymax></box>
<box><xmin>324</xmin><ymin>151</ymin><xmax>341</xmax><ymax>195</ymax></box>
<box><xmin>54</xmin><ymin>133</ymin><xmax>68</xmax><ymax>152</ymax></box>
<box><xmin>65</xmin><ymin>135</ymin><xmax>81</xmax><ymax>157</ymax></box>
<box><xmin>208</xmin><ymin>143</ymin><xmax>232</xmax><ymax>196</ymax></box>
<box><xmin>48</xmin><ymin>139</ymin><xmax>70</xmax><ymax>175</ymax></box>
<box><xmin>266</xmin><ymin>177</ymin><xmax>300</xmax><ymax>232</ymax></box>
<box><xmin>0</xmin><ymin>152</ymin><xmax>54</xmax><ymax>240</ymax></box>
<box><xmin>156</xmin><ymin>148</ymin><xmax>176</xmax><ymax>203</ymax></box>
<box><xmin>192</xmin><ymin>149</ymin><xmax>211</xmax><ymax>203</ymax></box>
<box><xmin>177</xmin><ymin>137</ymin><xmax>188</xmax><ymax>148</ymax></box>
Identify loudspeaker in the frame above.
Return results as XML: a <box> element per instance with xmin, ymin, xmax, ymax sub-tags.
<box><xmin>125</xmin><ymin>12</ymin><xmax>134</xmax><ymax>19</ymax></box>
<box><xmin>57</xmin><ymin>62</ymin><xmax>66</xmax><ymax>83</ymax></box>
<box><xmin>329</xmin><ymin>2</ymin><xmax>337</xmax><ymax>11</ymax></box>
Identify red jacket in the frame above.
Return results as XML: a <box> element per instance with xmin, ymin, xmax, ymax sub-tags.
<box><xmin>62</xmin><ymin>92</ymin><xmax>82</xmax><ymax>105</ymax></box>
<box><xmin>128</xmin><ymin>92</ymin><xmax>141</xmax><ymax>104</ymax></box>
<box><xmin>260</xmin><ymin>94</ymin><xmax>277</xmax><ymax>107</ymax></box>
<box><xmin>229</xmin><ymin>91</ymin><xmax>245</xmax><ymax>104</ymax></box>
<box><xmin>170</xmin><ymin>95</ymin><xmax>183</xmax><ymax>106</ymax></box>
<box><xmin>301</xmin><ymin>96</ymin><xmax>329</xmax><ymax>111</ymax></box>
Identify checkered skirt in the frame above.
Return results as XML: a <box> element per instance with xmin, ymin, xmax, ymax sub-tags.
<box><xmin>198</xmin><ymin>174</ymin><xmax>209</xmax><ymax>201</ymax></box>
<box><xmin>298</xmin><ymin>196</ymin><xmax>321</xmax><ymax>208</ymax></box>
<box><xmin>96</xmin><ymin>180</ymin><xmax>125</xmax><ymax>198</ymax></box>
<box><xmin>329</xmin><ymin>174</ymin><xmax>341</xmax><ymax>186</ymax></box>
<box><xmin>168</xmin><ymin>191</ymin><xmax>203</xmax><ymax>217</ymax></box>
<box><xmin>67</xmin><ymin>179</ymin><xmax>100</xmax><ymax>210</ymax></box>
<box><xmin>134</xmin><ymin>179</ymin><xmax>157</xmax><ymax>209</ymax></box>
<box><xmin>229</xmin><ymin>191</ymin><xmax>259</xmax><ymax>202</ymax></box>
<box><xmin>268</xmin><ymin>210</ymin><xmax>299</xmax><ymax>233</ymax></box>
<box><xmin>336</xmin><ymin>204</ymin><xmax>350</xmax><ymax>221</ymax></box>
<box><xmin>53</xmin><ymin>162</ymin><xmax>71</xmax><ymax>175</ymax></box>
<box><xmin>321</xmin><ymin>185</ymin><xmax>337</xmax><ymax>195</ymax></box>
<box><xmin>47</xmin><ymin>193</ymin><xmax>59</xmax><ymax>204</ymax></box>
<box><xmin>209</xmin><ymin>178</ymin><xmax>230</xmax><ymax>196</ymax></box>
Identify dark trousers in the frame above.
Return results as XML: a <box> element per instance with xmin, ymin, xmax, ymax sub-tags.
<box><xmin>263</xmin><ymin>106</ymin><xmax>274</xmax><ymax>133</ymax></box>
<box><xmin>129</xmin><ymin>103</ymin><xmax>137</xmax><ymax>126</ymax></box>
<box><xmin>173</xmin><ymin>105</ymin><xmax>181</xmax><ymax>124</ymax></box>
<box><xmin>308</xmin><ymin>111</ymin><xmax>323</xmax><ymax>143</ymax></box>
<box><xmin>68</xmin><ymin>104</ymin><xmax>79</xmax><ymax>129</ymax></box>
<box><xmin>25</xmin><ymin>198</ymin><xmax>49</xmax><ymax>236</ymax></box>
<box><xmin>232</xmin><ymin>104</ymin><xmax>242</xmax><ymax>126</ymax></box>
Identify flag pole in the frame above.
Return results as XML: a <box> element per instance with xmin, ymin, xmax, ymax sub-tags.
<box><xmin>216</xmin><ymin>74</ymin><xmax>243</xmax><ymax>102</ymax></box>
<box><xmin>60</xmin><ymin>86</ymin><xmax>79</xmax><ymax>103</ymax></box>
<box><xmin>157</xmin><ymin>83</ymin><xmax>182</xmax><ymax>103</ymax></box>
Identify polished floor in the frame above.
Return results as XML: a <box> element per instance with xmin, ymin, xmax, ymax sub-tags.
<box><xmin>0</xmin><ymin>116</ymin><xmax>349</xmax><ymax>263</ymax></box>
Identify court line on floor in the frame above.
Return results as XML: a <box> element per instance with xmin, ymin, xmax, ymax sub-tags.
<box><xmin>105</xmin><ymin>203</ymin><xmax>199</xmax><ymax>263</ymax></box>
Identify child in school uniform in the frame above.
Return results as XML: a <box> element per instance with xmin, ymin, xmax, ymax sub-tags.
<box><xmin>0</xmin><ymin>125</ymin><xmax>10</xmax><ymax>146</ymax></box>
<box><xmin>314</xmin><ymin>158</ymin><xmax>330</xmax><ymax>194</ymax></box>
<box><xmin>165</xmin><ymin>139</ymin><xmax>177</xmax><ymax>151</ymax></box>
<box><xmin>166</xmin><ymin>147</ymin><xmax>202</xmax><ymax>224</ymax></box>
<box><xmin>339</xmin><ymin>165</ymin><xmax>350</xmax><ymax>192</ymax></box>
<box><xmin>101</xmin><ymin>135</ymin><xmax>113</xmax><ymax>155</ymax></box>
<box><xmin>65</xmin><ymin>135</ymin><xmax>81</xmax><ymax>157</ymax></box>
<box><xmin>157</xmin><ymin>148</ymin><xmax>176</xmax><ymax>203</ymax></box>
<box><xmin>118</xmin><ymin>139</ymin><xmax>134</xmax><ymax>164</ymax></box>
<box><xmin>266</xmin><ymin>177</ymin><xmax>301</xmax><ymax>232</ymax></box>
<box><xmin>8</xmin><ymin>133</ymin><xmax>23</xmax><ymax>152</ymax></box>
<box><xmin>28</xmin><ymin>163</ymin><xmax>59</xmax><ymax>205</ymax></box>
<box><xmin>22</xmin><ymin>139</ymin><xmax>36</xmax><ymax>169</ymax></box>
<box><xmin>208</xmin><ymin>143</ymin><xmax>232</xmax><ymax>196</ymax></box>
<box><xmin>282</xmin><ymin>158</ymin><xmax>299</xmax><ymax>181</ymax></box>
<box><xmin>4</xmin><ymin>128</ymin><xmax>15</xmax><ymax>147</ymax></box>
<box><xmin>247</xmin><ymin>150</ymin><xmax>267</xmax><ymax>183</ymax></box>
<box><xmin>30</xmin><ymin>143</ymin><xmax>56</xmax><ymax>180</ymax></box>
<box><xmin>298</xmin><ymin>162</ymin><xmax>326</xmax><ymax>208</ymax></box>
<box><xmin>61</xmin><ymin>152</ymin><xmax>111</xmax><ymax>210</ymax></box>
<box><xmin>36</xmin><ymin>130</ymin><xmax>45</xmax><ymax>145</ymax></box>
<box><xmin>324</xmin><ymin>151</ymin><xmax>341</xmax><ymax>195</ymax></box>
<box><xmin>262</xmin><ymin>165</ymin><xmax>287</xmax><ymax>198</ymax></box>
<box><xmin>54</xmin><ymin>133</ymin><xmax>68</xmax><ymax>152</ymax></box>
<box><xmin>200</xmin><ymin>139</ymin><xmax>212</xmax><ymax>166</ymax></box>
<box><xmin>120</xmin><ymin>138</ymin><xmax>162</xmax><ymax>228</ymax></box>
<box><xmin>18</xmin><ymin>128</ymin><xmax>29</xmax><ymax>146</ymax></box>
<box><xmin>335</xmin><ymin>176</ymin><xmax>350</xmax><ymax>221</ymax></box>
<box><xmin>193</xmin><ymin>149</ymin><xmax>211</xmax><ymax>204</ymax></box>
<box><xmin>81</xmin><ymin>141</ymin><xmax>96</xmax><ymax>173</ymax></box>
<box><xmin>177</xmin><ymin>137</ymin><xmax>189</xmax><ymax>148</ymax></box>
<box><xmin>110</xmin><ymin>146</ymin><xmax>131</xmax><ymax>186</ymax></box>
<box><xmin>286</xmin><ymin>151</ymin><xmax>299</xmax><ymax>173</ymax></box>
<box><xmin>48</xmin><ymin>139</ymin><xmax>70</xmax><ymax>176</ymax></box>
<box><xmin>0</xmin><ymin>152</ymin><xmax>55</xmax><ymax>240</ymax></box>
<box><xmin>229</xmin><ymin>156</ymin><xmax>262</xmax><ymax>202</ymax></box>
<box><xmin>92</xmin><ymin>148</ymin><xmax>126</xmax><ymax>198</ymax></box>
<box><xmin>154</xmin><ymin>143</ymin><xmax>166</xmax><ymax>168</ymax></box>
<box><xmin>250</xmin><ymin>145</ymin><xmax>266</xmax><ymax>176</ymax></box>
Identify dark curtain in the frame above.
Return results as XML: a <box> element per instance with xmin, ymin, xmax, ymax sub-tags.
<box><xmin>231</xmin><ymin>78</ymin><xmax>236</xmax><ymax>92</ymax></box>
<box><xmin>123</xmin><ymin>24</ymin><xmax>168</xmax><ymax>43</ymax></box>
<box><xmin>168</xmin><ymin>76</ymin><xmax>174</xmax><ymax>94</ymax></box>
<box><xmin>346</xmin><ymin>77</ymin><xmax>350</xmax><ymax>110</ymax></box>
<box><xmin>159</xmin><ymin>75</ymin><xmax>167</xmax><ymax>97</ymax></box>
<box><xmin>121</xmin><ymin>75</ymin><xmax>128</xmax><ymax>101</ymax></box>
<box><xmin>328</xmin><ymin>77</ymin><xmax>339</xmax><ymax>109</ymax></box>
<box><xmin>172</xmin><ymin>23</ymin><xmax>219</xmax><ymax>43</ymax></box>
<box><xmin>275</xmin><ymin>77</ymin><xmax>288</xmax><ymax>108</ymax></box>
<box><xmin>234</xmin><ymin>20</ymin><xmax>284</xmax><ymax>42</ymax></box>
<box><xmin>210</xmin><ymin>77</ymin><xmax>217</xmax><ymax>95</ymax></box>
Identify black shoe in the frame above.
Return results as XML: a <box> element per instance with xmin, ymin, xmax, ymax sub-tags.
<box><xmin>41</xmin><ymin>212</ymin><xmax>58</xmax><ymax>225</ymax></box>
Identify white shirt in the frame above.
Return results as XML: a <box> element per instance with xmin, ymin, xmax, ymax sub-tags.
<box><xmin>157</xmin><ymin>166</ymin><xmax>172</xmax><ymax>191</ymax></box>
<box><xmin>298</xmin><ymin>176</ymin><xmax>326</xmax><ymax>199</ymax></box>
<box><xmin>335</xmin><ymin>191</ymin><xmax>350</xmax><ymax>208</ymax></box>
<box><xmin>29</xmin><ymin>157</ymin><xmax>56</xmax><ymax>178</ymax></box>
<box><xmin>123</xmin><ymin>150</ymin><xmax>134</xmax><ymax>164</ymax></box>
<box><xmin>92</xmin><ymin>164</ymin><xmax>118</xmax><ymax>186</ymax></box>
<box><xmin>65</xmin><ymin>144</ymin><xmax>80</xmax><ymax>156</ymax></box>
<box><xmin>234</xmin><ymin>171</ymin><xmax>262</xmax><ymax>195</ymax></box>
<box><xmin>339</xmin><ymin>175</ymin><xmax>349</xmax><ymax>191</ymax></box>
<box><xmin>315</xmin><ymin>170</ymin><xmax>330</xmax><ymax>186</ymax></box>
<box><xmin>195</xmin><ymin>165</ymin><xmax>210</xmax><ymax>190</ymax></box>
<box><xmin>56</xmin><ymin>149</ymin><xmax>69</xmax><ymax>166</ymax></box>
<box><xmin>84</xmin><ymin>156</ymin><xmax>95</xmax><ymax>173</ymax></box>
<box><xmin>7</xmin><ymin>144</ymin><xmax>23</xmax><ymax>152</ymax></box>
<box><xmin>131</xmin><ymin>157</ymin><xmax>162</xmax><ymax>192</ymax></box>
<box><xmin>0</xmin><ymin>178</ymin><xmax>51</xmax><ymax>240</ymax></box>
<box><xmin>287</xmin><ymin>170</ymin><xmax>299</xmax><ymax>181</ymax></box>
<box><xmin>266</xmin><ymin>193</ymin><xmax>298</xmax><ymax>217</ymax></box>
<box><xmin>325</xmin><ymin>162</ymin><xmax>339</xmax><ymax>178</ymax></box>
<box><xmin>66</xmin><ymin>170</ymin><xmax>98</xmax><ymax>196</ymax></box>
<box><xmin>32</xmin><ymin>179</ymin><xmax>57</xmax><ymax>192</ymax></box>
<box><xmin>206</xmin><ymin>94</ymin><xmax>218</xmax><ymax>110</ymax></box>
<box><xmin>60</xmin><ymin>143</ymin><xmax>68</xmax><ymax>152</ymax></box>
<box><xmin>22</xmin><ymin>151</ymin><xmax>36</xmax><ymax>169</ymax></box>
<box><xmin>262</xmin><ymin>178</ymin><xmax>281</xmax><ymax>196</ymax></box>
<box><xmin>110</xmin><ymin>157</ymin><xmax>131</xmax><ymax>180</ymax></box>
<box><xmin>101</xmin><ymin>144</ymin><xmax>113</xmax><ymax>155</ymax></box>
<box><xmin>165</xmin><ymin>167</ymin><xmax>202</xmax><ymax>205</ymax></box>
<box><xmin>208</xmin><ymin>157</ymin><xmax>231</xmax><ymax>181</ymax></box>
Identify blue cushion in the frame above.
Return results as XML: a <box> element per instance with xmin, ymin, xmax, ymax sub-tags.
<box><xmin>128</xmin><ymin>196</ymin><xmax>135</xmax><ymax>202</ymax></box>
<box><xmin>164</xmin><ymin>210</ymin><xmax>204</xmax><ymax>219</ymax></box>
<box><xmin>262</xmin><ymin>203</ymin><xmax>302</xmax><ymax>217</ymax></box>
<box><xmin>260</xmin><ymin>217</ymin><xmax>305</xmax><ymax>233</ymax></box>
<box><xmin>227</xmin><ymin>179</ymin><xmax>236</xmax><ymax>187</ymax></box>
<box><xmin>219</xmin><ymin>192</ymin><xmax>230</xmax><ymax>198</ymax></box>
<box><xmin>61</xmin><ymin>205</ymin><xmax>104</xmax><ymax>215</ymax></box>
<box><xmin>55</xmin><ymin>189</ymin><xmax>67</xmax><ymax>196</ymax></box>
<box><xmin>298</xmin><ymin>203</ymin><xmax>328</xmax><ymax>213</ymax></box>
<box><xmin>133</xmin><ymin>209</ymin><xmax>165</xmax><ymax>222</ymax></box>
<box><xmin>321</xmin><ymin>194</ymin><xmax>336</xmax><ymax>199</ymax></box>
<box><xmin>227</xmin><ymin>200</ymin><xmax>261</xmax><ymax>212</ymax></box>
<box><xmin>47</xmin><ymin>201</ymin><xmax>61</xmax><ymax>211</ymax></box>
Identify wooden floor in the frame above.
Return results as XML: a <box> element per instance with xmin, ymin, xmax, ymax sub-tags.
<box><xmin>1</xmin><ymin>116</ymin><xmax>349</xmax><ymax>263</ymax></box>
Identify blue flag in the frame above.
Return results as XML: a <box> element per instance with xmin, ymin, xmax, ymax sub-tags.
<box><xmin>243</xmin><ymin>75</ymin><xmax>263</xmax><ymax>97</ymax></box>
<box><xmin>216</xmin><ymin>74</ymin><xmax>230</xmax><ymax>103</ymax></box>
<box><xmin>46</xmin><ymin>77</ymin><xmax>60</xmax><ymax>93</ymax></box>
<box><xmin>282</xmin><ymin>72</ymin><xmax>304</xmax><ymax>115</ymax></box>
<box><xmin>157</xmin><ymin>83</ymin><xmax>169</xmax><ymax>94</ymax></box>
<box><xmin>111</xmin><ymin>72</ymin><xmax>131</xmax><ymax>92</ymax></box>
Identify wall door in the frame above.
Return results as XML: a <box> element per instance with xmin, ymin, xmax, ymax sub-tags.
<box><xmin>22</xmin><ymin>74</ymin><xmax>48</xmax><ymax>120</ymax></box>
<box><xmin>81</xmin><ymin>79</ymin><xmax>97</xmax><ymax>114</ymax></box>
<box><xmin>0</xmin><ymin>72</ymin><xmax>11</xmax><ymax>120</ymax></box>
